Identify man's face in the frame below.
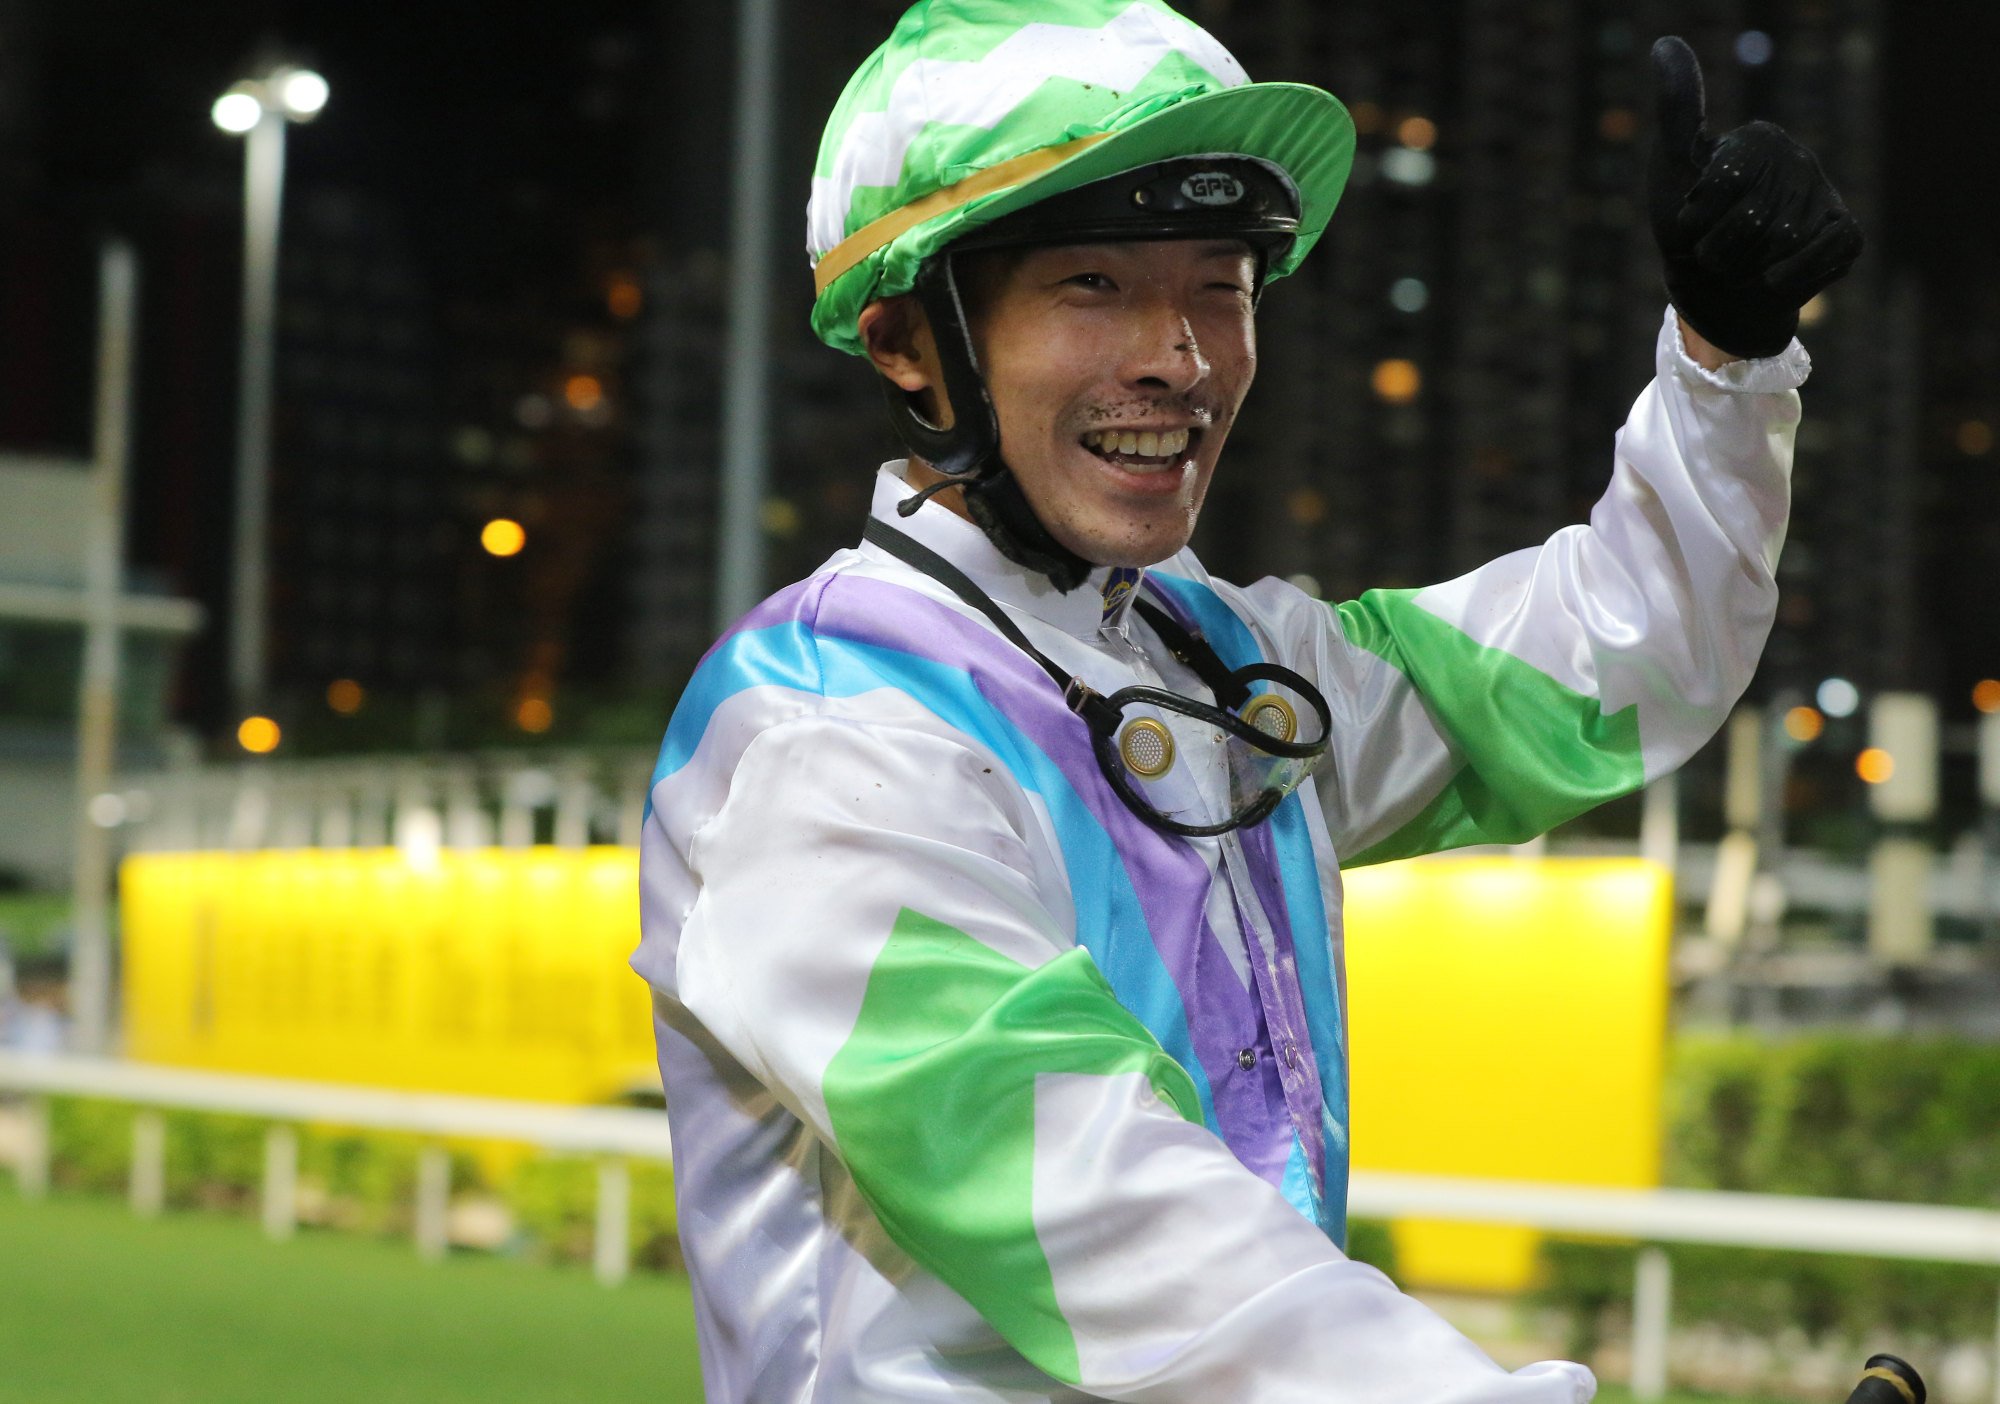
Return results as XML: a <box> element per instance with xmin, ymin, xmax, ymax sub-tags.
<box><xmin>959</xmin><ymin>238</ymin><xmax>1259</xmax><ymax>568</ymax></box>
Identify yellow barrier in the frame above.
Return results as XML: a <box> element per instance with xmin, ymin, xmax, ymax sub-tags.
<box><xmin>122</xmin><ymin>848</ymin><xmax>1671</xmax><ymax>1291</ymax></box>
<box><xmin>1345</xmin><ymin>856</ymin><xmax>1673</xmax><ymax>1290</ymax></box>
<box><xmin>121</xmin><ymin>848</ymin><xmax>657</xmax><ymax>1104</ymax></box>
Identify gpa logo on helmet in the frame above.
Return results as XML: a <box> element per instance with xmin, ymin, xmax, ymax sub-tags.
<box><xmin>1180</xmin><ymin>172</ymin><xmax>1245</xmax><ymax>206</ymax></box>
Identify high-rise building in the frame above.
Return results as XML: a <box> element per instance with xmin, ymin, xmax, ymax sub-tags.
<box><xmin>268</xmin><ymin>188</ymin><xmax>449</xmax><ymax>702</ymax></box>
<box><xmin>1202</xmin><ymin>1</ymin><xmax>1908</xmax><ymax>709</ymax></box>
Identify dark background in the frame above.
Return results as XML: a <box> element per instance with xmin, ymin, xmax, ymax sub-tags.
<box><xmin>2</xmin><ymin>0</ymin><xmax>1994</xmax><ymax>764</ymax></box>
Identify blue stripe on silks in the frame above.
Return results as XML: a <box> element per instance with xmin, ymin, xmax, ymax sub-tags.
<box><xmin>1279</xmin><ymin>1134</ymin><xmax>1321</xmax><ymax>1227</ymax></box>
<box><xmin>1146</xmin><ymin>574</ymin><xmax>1352</xmax><ymax>1242</ymax></box>
<box><xmin>649</xmin><ymin>620</ymin><xmax>1221</xmax><ymax>1134</ymax></box>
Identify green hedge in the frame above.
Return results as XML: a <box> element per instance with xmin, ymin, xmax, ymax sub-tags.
<box><xmin>32</xmin><ymin>1097</ymin><xmax>673</xmax><ymax>1265</ymax></box>
<box><xmin>1538</xmin><ymin>1034</ymin><xmax>2000</xmax><ymax>1351</ymax></box>
<box><xmin>23</xmin><ymin>1033</ymin><xmax>1998</xmax><ymax>1323</ymax></box>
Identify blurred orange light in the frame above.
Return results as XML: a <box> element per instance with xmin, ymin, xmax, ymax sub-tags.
<box><xmin>481</xmin><ymin>518</ymin><xmax>527</xmax><ymax>557</ymax></box>
<box><xmin>237</xmin><ymin>716</ymin><xmax>281</xmax><ymax>754</ymax></box>
<box><xmin>1286</xmin><ymin>487</ymin><xmax>1327</xmax><ymax>526</ymax></box>
<box><xmin>1782</xmin><ymin>706</ymin><xmax>1824</xmax><ymax>743</ymax></box>
<box><xmin>1598</xmin><ymin>107</ymin><xmax>1638</xmax><ymax>142</ymax></box>
<box><xmin>564</xmin><ymin>374</ymin><xmax>604</xmax><ymax>411</ymax></box>
<box><xmin>607</xmin><ymin>276</ymin><xmax>643</xmax><ymax>320</ymax></box>
<box><xmin>1396</xmin><ymin>115</ymin><xmax>1437</xmax><ymax>150</ymax></box>
<box><xmin>1856</xmin><ymin>748</ymin><xmax>1894</xmax><ymax>785</ymax></box>
<box><xmin>1958</xmin><ymin>420</ymin><xmax>1994</xmax><ymax>457</ymax></box>
<box><xmin>1372</xmin><ymin>359</ymin><xmax>1422</xmax><ymax>404</ymax></box>
<box><xmin>1973</xmin><ymin>679</ymin><xmax>2000</xmax><ymax>714</ymax></box>
<box><xmin>1349</xmin><ymin>100</ymin><xmax>1385</xmax><ymax>135</ymax></box>
<box><xmin>326</xmin><ymin>679</ymin><xmax>366</xmax><ymax>715</ymax></box>
<box><xmin>516</xmin><ymin>697</ymin><xmax>554</xmax><ymax>734</ymax></box>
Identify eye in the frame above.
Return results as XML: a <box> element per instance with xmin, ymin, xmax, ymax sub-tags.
<box><xmin>1063</xmin><ymin>272</ymin><xmax>1118</xmax><ymax>292</ymax></box>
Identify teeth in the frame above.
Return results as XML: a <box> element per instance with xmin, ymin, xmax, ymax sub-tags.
<box><xmin>1082</xmin><ymin>427</ymin><xmax>1193</xmax><ymax>457</ymax></box>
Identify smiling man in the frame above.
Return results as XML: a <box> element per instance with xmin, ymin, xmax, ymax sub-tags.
<box><xmin>871</xmin><ymin>233</ymin><xmax>1257</xmax><ymax>570</ymax></box>
<box><xmin>632</xmin><ymin>4</ymin><xmax>1860</xmax><ymax>1401</ymax></box>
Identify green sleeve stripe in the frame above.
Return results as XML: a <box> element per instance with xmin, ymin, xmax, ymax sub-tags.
<box><xmin>1333</xmin><ymin>589</ymin><xmax>1645</xmax><ymax>868</ymax></box>
<box><xmin>822</xmin><ymin>908</ymin><xmax>1201</xmax><ymax>1385</ymax></box>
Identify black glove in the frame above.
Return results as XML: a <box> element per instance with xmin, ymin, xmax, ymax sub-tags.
<box><xmin>1648</xmin><ymin>35</ymin><xmax>1865</xmax><ymax>359</ymax></box>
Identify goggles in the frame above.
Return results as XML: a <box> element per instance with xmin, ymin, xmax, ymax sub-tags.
<box><xmin>866</xmin><ymin>520</ymin><xmax>1330</xmax><ymax>838</ymax></box>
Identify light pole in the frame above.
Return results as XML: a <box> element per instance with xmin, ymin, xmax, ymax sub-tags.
<box><xmin>212</xmin><ymin>66</ymin><xmax>328</xmax><ymax>728</ymax></box>
<box><xmin>714</xmin><ymin>0</ymin><xmax>780</xmax><ymax>633</ymax></box>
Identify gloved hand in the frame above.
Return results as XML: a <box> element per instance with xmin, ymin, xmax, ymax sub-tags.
<box><xmin>1648</xmin><ymin>35</ymin><xmax>1865</xmax><ymax>359</ymax></box>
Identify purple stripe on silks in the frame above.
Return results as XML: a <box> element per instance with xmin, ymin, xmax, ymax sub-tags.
<box><xmin>806</xmin><ymin>571</ymin><xmax>1275</xmax><ymax>1157</ymax></box>
<box><xmin>1139</xmin><ymin>579</ymin><xmax>1331</xmax><ymax>1195</ymax></box>
<box><xmin>700</xmin><ymin>577</ymin><xmax>827</xmax><ymax>667</ymax></box>
<box><xmin>1235</xmin><ymin>817</ymin><xmax>1330</xmax><ymax>1191</ymax></box>
<box><xmin>1197</xmin><ymin>910</ymin><xmax>1297</xmax><ymax>1192</ymax></box>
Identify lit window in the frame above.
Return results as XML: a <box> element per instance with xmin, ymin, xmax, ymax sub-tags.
<box><xmin>238</xmin><ymin>716</ymin><xmax>282</xmax><ymax>754</ymax></box>
<box><xmin>1855</xmin><ymin>748</ymin><xmax>1893</xmax><ymax>785</ymax></box>
<box><xmin>607</xmin><ymin>275</ymin><xmax>643</xmax><ymax>320</ymax></box>
<box><xmin>1817</xmin><ymin>677</ymin><xmax>1860</xmax><ymax>718</ymax></box>
<box><xmin>1389</xmin><ymin>277</ymin><xmax>1429</xmax><ymax>314</ymax></box>
<box><xmin>516</xmin><ymin>697</ymin><xmax>554</xmax><ymax>733</ymax></box>
<box><xmin>1734</xmin><ymin>30</ymin><xmax>1774</xmax><ymax>66</ymax></box>
<box><xmin>327</xmin><ymin>679</ymin><xmax>366</xmax><ymax>715</ymax></box>
<box><xmin>1371</xmin><ymin>359</ymin><xmax>1422</xmax><ymax>404</ymax></box>
<box><xmin>1380</xmin><ymin>148</ymin><xmax>1436</xmax><ymax>186</ymax></box>
<box><xmin>481</xmin><ymin>519</ymin><xmax>527</xmax><ymax>557</ymax></box>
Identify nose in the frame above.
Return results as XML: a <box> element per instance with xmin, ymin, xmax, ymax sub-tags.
<box><xmin>1119</xmin><ymin>295</ymin><xmax>1209</xmax><ymax>396</ymax></box>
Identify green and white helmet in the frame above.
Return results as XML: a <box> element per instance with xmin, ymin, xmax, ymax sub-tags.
<box><xmin>808</xmin><ymin>0</ymin><xmax>1356</xmax><ymax>356</ymax></box>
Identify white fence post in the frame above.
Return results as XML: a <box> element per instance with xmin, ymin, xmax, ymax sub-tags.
<box><xmin>595</xmin><ymin>1158</ymin><xmax>631</xmax><ymax>1286</ymax></box>
<box><xmin>1631</xmin><ymin>1247</ymin><xmax>1672</xmax><ymax>1401</ymax></box>
<box><xmin>416</xmin><ymin>1143</ymin><xmax>450</xmax><ymax>1261</ymax></box>
<box><xmin>262</xmin><ymin>1123</ymin><xmax>297</xmax><ymax>1241</ymax></box>
<box><xmin>1990</xmin><ymin>1283</ymin><xmax>2000</xmax><ymax>1404</ymax></box>
<box><xmin>1639</xmin><ymin>772</ymin><xmax>1679</xmax><ymax>875</ymax></box>
<box><xmin>555</xmin><ymin>765</ymin><xmax>594</xmax><ymax>849</ymax></box>
<box><xmin>130</xmin><ymin>1109</ymin><xmax>166</xmax><ymax>1217</ymax></box>
<box><xmin>18</xmin><ymin>1094</ymin><xmax>50</xmax><ymax>1198</ymax></box>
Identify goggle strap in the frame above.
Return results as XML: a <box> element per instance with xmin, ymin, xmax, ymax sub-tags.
<box><xmin>865</xmin><ymin>519</ymin><xmax>1118</xmax><ymax>733</ymax></box>
<box><xmin>1129</xmin><ymin>597</ymin><xmax>1247</xmax><ymax>709</ymax></box>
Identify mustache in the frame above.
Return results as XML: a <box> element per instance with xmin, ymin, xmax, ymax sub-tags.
<box><xmin>1068</xmin><ymin>396</ymin><xmax>1223</xmax><ymax>432</ymax></box>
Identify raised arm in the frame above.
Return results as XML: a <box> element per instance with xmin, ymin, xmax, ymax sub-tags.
<box><xmin>1253</xmin><ymin>34</ymin><xmax>1859</xmax><ymax>866</ymax></box>
<box><xmin>662</xmin><ymin>710</ymin><xmax>1591</xmax><ymax>1402</ymax></box>
<box><xmin>1209</xmin><ymin>307</ymin><xmax>1805</xmax><ymax>867</ymax></box>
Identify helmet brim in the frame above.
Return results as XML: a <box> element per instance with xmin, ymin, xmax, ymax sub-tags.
<box><xmin>812</xmin><ymin>81</ymin><xmax>1354</xmax><ymax>357</ymax></box>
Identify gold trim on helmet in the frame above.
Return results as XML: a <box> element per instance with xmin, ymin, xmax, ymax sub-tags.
<box><xmin>812</xmin><ymin>132</ymin><xmax>1114</xmax><ymax>296</ymax></box>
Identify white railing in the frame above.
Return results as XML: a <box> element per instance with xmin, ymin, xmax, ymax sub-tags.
<box><xmin>106</xmin><ymin>748</ymin><xmax>658</xmax><ymax>856</ymax></box>
<box><xmin>1349</xmin><ymin>1175</ymin><xmax>2000</xmax><ymax>1404</ymax></box>
<box><xmin>0</xmin><ymin>1052</ymin><xmax>671</xmax><ymax>1286</ymax></box>
<box><xmin>5</xmin><ymin>1053</ymin><xmax>1998</xmax><ymax>1401</ymax></box>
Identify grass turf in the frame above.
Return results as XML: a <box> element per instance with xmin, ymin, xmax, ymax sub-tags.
<box><xmin>0</xmin><ymin>1189</ymin><xmax>1804</xmax><ymax>1404</ymax></box>
<box><xmin>0</xmin><ymin>1188</ymin><xmax>706</xmax><ymax>1403</ymax></box>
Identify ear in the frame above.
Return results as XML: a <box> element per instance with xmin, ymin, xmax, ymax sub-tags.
<box><xmin>858</xmin><ymin>295</ymin><xmax>937</xmax><ymax>396</ymax></box>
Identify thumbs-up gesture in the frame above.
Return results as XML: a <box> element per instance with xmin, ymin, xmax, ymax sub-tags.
<box><xmin>1648</xmin><ymin>36</ymin><xmax>1864</xmax><ymax>359</ymax></box>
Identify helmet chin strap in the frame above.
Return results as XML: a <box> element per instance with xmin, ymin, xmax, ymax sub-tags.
<box><xmin>880</xmin><ymin>254</ymin><xmax>1096</xmax><ymax>593</ymax></box>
